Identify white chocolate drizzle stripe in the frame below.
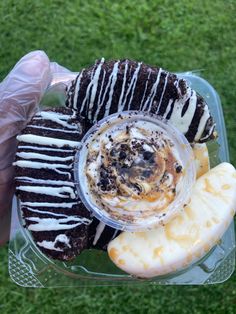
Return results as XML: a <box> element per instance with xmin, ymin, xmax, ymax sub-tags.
<box><xmin>88</xmin><ymin>58</ymin><xmax>105</xmax><ymax>120</ymax></box>
<box><xmin>21</xmin><ymin>201</ymin><xmax>77</xmax><ymax>208</ymax></box>
<box><xmin>194</xmin><ymin>108</ymin><xmax>210</xmax><ymax>141</ymax></box>
<box><xmin>93</xmin><ymin>69</ymin><xmax>107</xmax><ymax>122</ymax></box>
<box><xmin>16</xmin><ymin>134</ymin><xmax>80</xmax><ymax>148</ymax></box>
<box><xmin>13</xmin><ymin>160</ymin><xmax>71</xmax><ymax>177</ymax></box>
<box><xmin>34</xmin><ymin>112</ymin><xmax>77</xmax><ymax>129</ymax></box>
<box><xmin>104</xmin><ymin>61</ymin><xmax>120</xmax><ymax>117</ymax></box>
<box><xmin>26</xmin><ymin>207</ymin><xmax>69</xmax><ymax>218</ymax></box>
<box><xmin>13</xmin><ymin>160</ymin><xmax>71</xmax><ymax>170</ymax></box>
<box><xmin>142</xmin><ymin>68</ymin><xmax>162</xmax><ymax>111</ymax></box>
<box><xmin>80</xmin><ymin>64</ymin><xmax>97</xmax><ymax>114</ymax></box>
<box><xmin>116</xmin><ymin>60</ymin><xmax>129</xmax><ymax>112</ymax></box>
<box><xmin>93</xmin><ymin>221</ymin><xmax>106</xmax><ymax>245</ymax></box>
<box><xmin>169</xmin><ymin>89</ymin><xmax>197</xmax><ymax>134</ymax></box>
<box><xmin>16</xmin><ymin>152</ymin><xmax>74</xmax><ymax>162</ymax></box>
<box><xmin>27</xmin><ymin>124</ymin><xmax>80</xmax><ymax>134</ymax></box>
<box><xmin>73</xmin><ymin>70</ymin><xmax>84</xmax><ymax>110</ymax></box>
<box><xmin>17</xmin><ymin>145</ymin><xmax>74</xmax><ymax>153</ymax></box>
<box><xmin>15</xmin><ymin>176</ymin><xmax>74</xmax><ymax>187</ymax></box>
<box><xmin>26</xmin><ymin>216</ymin><xmax>91</xmax><ymax>231</ymax></box>
<box><xmin>37</xmin><ymin>234</ymin><xmax>72</xmax><ymax>252</ymax></box>
<box><xmin>139</xmin><ymin>70</ymin><xmax>152</xmax><ymax>110</ymax></box>
<box><xmin>16</xmin><ymin>185</ymin><xmax>76</xmax><ymax>199</ymax></box>
<box><xmin>126</xmin><ymin>62</ymin><xmax>142</xmax><ymax>110</ymax></box>
<box><xmin>156</xmin><ymin>72</ymin><xmax>169</xmax><ymax>113</ymax></box>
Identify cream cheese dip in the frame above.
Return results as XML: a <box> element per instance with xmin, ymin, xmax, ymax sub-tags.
<box><xmin>75</xmin><ymin>112</ymin><xmax>196</xmax><ymax>231</ymax></box>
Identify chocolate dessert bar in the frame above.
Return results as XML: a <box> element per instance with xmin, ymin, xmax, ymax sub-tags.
<box><xmin>14</xmin><ymin>108</ymin><xmax>92</xmax><ymax>261</ymax></box>
<box><xmin>66</xmin><ymin>59</ymin><xmax>215</xmax><ymax>143</ymax></box>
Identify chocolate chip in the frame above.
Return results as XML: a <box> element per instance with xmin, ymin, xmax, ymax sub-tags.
<box><xmin>100</xmin><ymin>170</ymin><xmax>108</xmax><ymax>178</ymax></box>
<box><xmin>143</xmin><ymin>170</ymin><xmax>152</xmax><ymax>177</ymax></box>
<box><xmin>176</xmin><ymin>165</ymin><xmax>182</xmax><ymax>173</ymax></box>
<box><xmin>120</xmin><ymin>144</ymin><xmax>128</xmax><ymax>150</ymax></box>
<box><xmin>119</xmin><ymin>151</ymin><xmax>126</xmax><ymax>160</ymax></box>
<box><xmin>143</xmin><ymin>151</ymin><xmax>153</xmax><ymax>160</ymax></box>
<box><xmin>110</xmin><ymin>149</ymin><xmax>116</xmax><ymax>157</ymax></box>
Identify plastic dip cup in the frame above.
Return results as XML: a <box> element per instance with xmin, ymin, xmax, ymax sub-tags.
<box><xmin>74</xmin><ymin>111</ymin><xmax>196</xmax><ymax>231</ymax></box>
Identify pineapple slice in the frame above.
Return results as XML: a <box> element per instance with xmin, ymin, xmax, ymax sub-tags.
<box><xmin>193</xmin><ymin>143</ymin><xmax>210</xmax><ymax>179</ymax></box>
<box><xmin>108</xmin><ymin>163</ymin><xmax>236</xmax><ymax>278</ymax></box>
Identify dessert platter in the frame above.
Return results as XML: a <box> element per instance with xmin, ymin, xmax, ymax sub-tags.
<box><xmin>9</xmin><ymin>59</ymin><xmax>236</xmax><ymax>287</ymax></box>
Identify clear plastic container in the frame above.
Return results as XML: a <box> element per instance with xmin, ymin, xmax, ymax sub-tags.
<box><xmin>8</xmin><ymin>72</ymin><xmax>235</xmax><ymax>287</ymax></box>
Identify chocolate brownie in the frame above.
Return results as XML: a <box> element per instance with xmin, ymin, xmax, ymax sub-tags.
<box><xmin>14</xmin><ymin>107</ymin><xmax>122</xmax><ymax>260</ymax></box>
<box><xmin>66</xmin><ymin>59</ymin><xmax>215</xmax><ymax>143</ymax></box>
<box><xmin>14</xmin><ymin>107</ymin><xmax>92</xmax><ymax>261</ymax></box>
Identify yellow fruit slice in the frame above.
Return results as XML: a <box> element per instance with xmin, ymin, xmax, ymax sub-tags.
<box><xmin>192</xmin><ymin>143</ymin><xmax>210</xmax><ymax>178</ymax></box>
<box><xmin>108</xmin><ymin>163</ymin><xmax>236</xmax><ymax>278</ymax></box>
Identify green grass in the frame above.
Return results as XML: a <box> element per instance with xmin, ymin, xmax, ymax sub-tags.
<box><xmin>0</xmin><ymin>0</ymin><xmax>236</xmax><ymax>313</ymax></box>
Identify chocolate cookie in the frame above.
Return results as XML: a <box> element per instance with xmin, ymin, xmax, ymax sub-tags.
<box><xmin>66</xmin><ymin>59</ymin><xmax>215</xmax><ymax>143</ymax></box>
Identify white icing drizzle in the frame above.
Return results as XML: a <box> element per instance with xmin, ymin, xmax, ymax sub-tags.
<box><xmin>80</xmin><ymin>64</ymin><xmax>97</xmax><ymax>114</ymax></box>
<box><xmin>13</xmin><ymin>160</ymin><xmax>71</xmax><ymax>177</ymax></box>
<box><xmin>26</xmin><ymin>207</ymin><xmax>69</xmax><ymax>218</ymax></box>
<box><xmin>199</xmin><ymin>122</ymin><xmax>216</xmax><ymax>142</ymax></box>
<box><xmin>94</xmin><ymin>61</ymin><xmax>119</xmax><ymax>118</ymax></box>
<box><xmin>111</xmin><ymin>229</ymin><xmax>119</xmax><ymax>240</ymax></box>
<box><xmin>15</xmin><ymin>176</ymin><xmax>74</xmax><ymax>187</ymax></box>
<box><xmin>139</xmin><ymin>69</ymin><xmax>152</xmax><ymax>110</ymax></box>
<box><xmin>156</xmin><ymin>72</ymin><xmax>169</xmax><ymax>113</ymax></box>
<box><xmin>116</xmin><ymin>60</ymin><xmax>129</xmax><ymax>112</ymax></box>
<box><xmin>37</xmin><ymin>234</ymin><xmax>71</xmax><ymax>252</ymax></box>
<box><xmin>16</xmin><ymin>134</ymin><xmax>80</xmax><ymax>148</ymax></box>
<box><xmin>92</xmin><ymin>221</ymin><xmax>106</xmax><ymax>245</ymax></box>
<box><xmin>27</xmin><ymin>124</ymin><xmax>80</xmax><ymax>134</ymax></box>
<box><xmin>87</xmin><ymin>58</ymin><xmax>105</xmax><ymax>120</ymax></box>
<box><xmin>169</xmin><ymin>89</ymin><xmax>197</xmax><ymax>134</ymax></box>
<box><xmin>26</xmin><ymin>216</ymin><xmax>91</xmax><ymax>231</ymax></box>
<box><xmin>162</xmin><ymin>99</ymin><xmax>174</xmax><ymax>119</ymax></box>
<box><xmin>126</xmin><ymin>62</ymin><xmax>142</xmax><ymax>110</ymax></box>
<box><xmin>37</xmin><ymin>240</ymin><xmax>63</xmax><ymax>252</ymax></box>
<box><xmin>142</xmin><ymin>68</ymin><xmax>162</xmax><ymax>111</ymax></box>
<box><xmin>34</xmin><ymin>111</ymin><xmax>77</xmax><ymax>130</ymax></box>
<box><xmin>93</xmin><ymin>69</ymin><xmax>107</xmax><ymax>122</ymax></box>
<box><xmin>104</xmin><ymin>61</ymin><xmax>120</xmax><ymax>117</ymax></box>
<box><xmin>16</xmin><ymin>185</ymin><xmax>76</xmax><ymax>199</ymax></box>
<box><xmin>21</xmin><ymin>201</ymin><xmax>77</xmax><ymax>208</ymax></box>
<box><xmin>17</xmin><ymin>145</ymin><xmax>74</xmax><ymax>153</ymax></box>
<box><xmin>194</xmin><ymin>108</ymin><xmax>210</xmax><ymax>141</ymax></box>
<box><xmin>16</xmin><ymin>152</ymin><xmax>74</xmax><ymax>162</ymax></box>
<box><xmin>73</xmin><ymin>70</ymin><xmax>84</xmax><ymax>110</ymax></box>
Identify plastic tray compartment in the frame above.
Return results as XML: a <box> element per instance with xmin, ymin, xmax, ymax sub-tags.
<box><xmin>8</xmin><ymin>72</ymin><xmax>235</xmax><ymax>287</ymax></box>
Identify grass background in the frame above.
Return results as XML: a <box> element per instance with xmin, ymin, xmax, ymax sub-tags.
<box><xmin>0</xmin><ymin>0</ymin><xmax>236</xmax><ymax>313</ymax></box>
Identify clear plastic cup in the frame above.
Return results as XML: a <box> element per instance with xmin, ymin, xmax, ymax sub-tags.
<box><xmin>74</xmin><ymin>111</ymin><xmax>196</xmax><ymax>231</ymax></box>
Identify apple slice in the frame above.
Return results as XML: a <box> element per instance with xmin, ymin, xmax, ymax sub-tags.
<box><xmin>192</xmin><ymin>143</ymin><xmax>210</xmax><ymax>178</ymax></box>
<box><xmin>108</xmin><ymin>162</ymin><xmax>236</xmax><ymax>278</ymax></box>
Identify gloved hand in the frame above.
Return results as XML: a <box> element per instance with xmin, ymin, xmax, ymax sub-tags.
<box><xmin>0</xmin><ymin>50</ymin><xmax>72</xmax><ymax>246</ymax></box>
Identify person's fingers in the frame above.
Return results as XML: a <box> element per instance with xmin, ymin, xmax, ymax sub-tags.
<box><xmin>0</xmin><ymin>50</ymin><xmax>51</xmax><ymax>245</ymax></box>
<box><xmin>0</xmin><ymin>166</ymin><xmax>14</xmax><ymax>246</ymax></box>
<box><xmin>0</xmin><ymin>50</ymin><xmax>51</xmax><ymax>145</ymax></box>
<box><xmin>0</xmin><ymin>137</ymin><xmax>17</xmax><ymax>171</ymax></box>
<box><xmin>50</xmin><ymin>61</ymin><xmax>72</xmax><ymax>74</ymax></box>
<box><xmin>50</xmin><ymin>61</ymin><xmax>77</xmax><ymax>86</ymax></box>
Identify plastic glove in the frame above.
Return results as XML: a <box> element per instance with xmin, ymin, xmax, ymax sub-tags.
<box><xmin>0</xmin><ymin>50</ymin><xmax>71</xmax><ymax>245</ymax></box>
